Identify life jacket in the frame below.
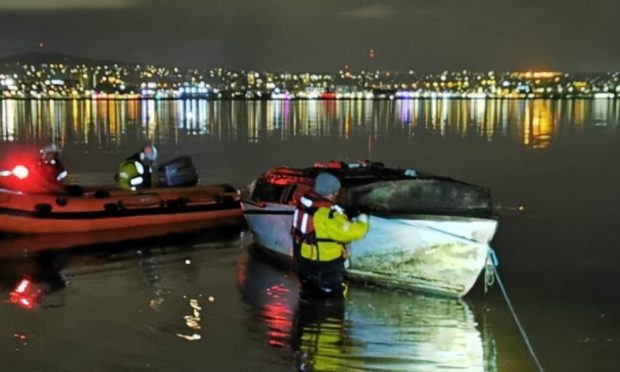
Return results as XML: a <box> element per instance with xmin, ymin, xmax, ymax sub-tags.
<box><xmin>117</xmin><ymin>152</ymin><xmax>152</xmax><ymax>190</ymax></box>
<box><xmin>291</xmin><ymin>193</ymin><xmax>347</xmax><ymax>262</ymax></box>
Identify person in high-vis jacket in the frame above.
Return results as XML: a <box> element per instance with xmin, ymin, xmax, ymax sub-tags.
<box><xmin>291</xmin><ymin>172</ymin><xmax>369</xmax><ymax>298</ymax></box>
<box><xmin>116</xmin><ymin>145</ymin><xmax>158</xmax><ymax>191</ymax></box>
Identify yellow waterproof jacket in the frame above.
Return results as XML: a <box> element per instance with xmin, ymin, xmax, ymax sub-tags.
<box><xmin>300</xmin><ymin>207</ymin><xmax>368</xmax><ymax>262</ymax></box>
<box><xmin>117</xmin><ymin>159</ymin><xmax>148</xmax><ymax>190</ymax></box>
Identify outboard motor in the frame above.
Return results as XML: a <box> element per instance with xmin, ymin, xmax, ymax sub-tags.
<box><xmin>157</xmin><ymin>156</ymin><xmax>198</xmax><ymax>187</ymax></box>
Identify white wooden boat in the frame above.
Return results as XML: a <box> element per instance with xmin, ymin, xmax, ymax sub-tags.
<box><xmin>241</xmin><ymin>162</ymin><xmax>498</xmax><ymax>297</ymax></box>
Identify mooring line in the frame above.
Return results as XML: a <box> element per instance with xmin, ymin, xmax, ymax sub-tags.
<box><xmin>488</xmin><ymin>248</ymin><xmax>545</xmax><ymax>372</ymax></box>
<box><xmin>377</xmin><ymin>215</ymin><xmax>490</xmax><ymax>245</ymax></box>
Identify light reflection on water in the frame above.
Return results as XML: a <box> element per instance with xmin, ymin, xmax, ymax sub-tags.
<box><xmin>0</xmin><ymin>98</ymin><xmax>618</xmax><ymax>370</ymax></box>
<box><xmin>237</xmin><ymin>249</ymin><xmax>497</xmax><ymax>372</ymax></box>
<box><xmin>0</xmin><ymin>233</ymin><xmax>503</xmax><ymax>371</ymax></box>
<box><xmin>0</xmin><ymin>99</ymin><xmax>618</xmax><ymax>150</ymax></box>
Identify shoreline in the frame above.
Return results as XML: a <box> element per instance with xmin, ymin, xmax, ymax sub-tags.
<box><xmin>0</xmin><ymin>95</ymin><xmax>616</xmax><ymax>101</ymax></box>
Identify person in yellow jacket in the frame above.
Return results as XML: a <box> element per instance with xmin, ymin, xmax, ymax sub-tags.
<box><xmin>116</xmin><ymin>145</ymin><xmax>158</xmax><ymax>191</ymax></box>
<box><xmin>291</xmin><ymin>172</ymin><xmax>369</xmax><ymax>298</ymax></box>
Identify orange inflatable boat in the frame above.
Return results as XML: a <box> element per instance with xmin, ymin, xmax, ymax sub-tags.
<box><xmin>0</xmin><ymin>184</ymin><xmax>242</xmax><ymax>235</ymax></box>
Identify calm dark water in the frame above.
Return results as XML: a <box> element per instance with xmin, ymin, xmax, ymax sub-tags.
<box><xmin>0</xmin><ymin>98</ymin><xmax>619</xmax><ymax>371</ymax></box>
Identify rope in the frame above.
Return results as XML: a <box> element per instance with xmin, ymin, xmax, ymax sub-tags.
<box><xmin>377</xmin><ymin>215</ymin><xmax>489</xmax><ymax>245</ymax></box>
<box><xmin>484</xmin><ymin>248</ymin><xmax>498</xmax><ymax>293</ymax></box>
<box><xmin>487</xmin><ymin>248</ymin><xmax>545</xmax><ymax>372</ymax></box>
<box><xmin>484</xmin><ymin>259</ymin><xmax>495</xmax><ymax>293</ymax></box>
<box><xmin>374</xmin><ymin>216</ymin><xmax>544</xmax><ymax>371</ymax></box>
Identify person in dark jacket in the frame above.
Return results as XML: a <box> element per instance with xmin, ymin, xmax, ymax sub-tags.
<box><xmin>38</xmin><ymin>144</ymin><xmax>68</xmax><ymax>185</ymax></box>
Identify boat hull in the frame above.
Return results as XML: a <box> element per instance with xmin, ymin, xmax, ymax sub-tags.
<box><xmin>0</xmin><ymin>185</ymin><xmax>242</xmax><ymax>234</ymax></box>
<box><xmin>242</xmin><ymin>201</ymin><xmax>497</xmax><ymax>297</ymax></box>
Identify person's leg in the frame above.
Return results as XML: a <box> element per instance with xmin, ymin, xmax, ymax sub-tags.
<box><xmin>297</xmin><ymin>257</ymin><xmax>319</xmax><ymax>297</ymax></box>
<box><xmin>310</xmin><ymin>258</ymin><xmax>346</xmax><ymax>299</ymax></box>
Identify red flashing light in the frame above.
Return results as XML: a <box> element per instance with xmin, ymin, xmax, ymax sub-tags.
<box><xmin>15</xmin><ymin>279</ymin><xmax>30</xmax><ymax>293</ymax></box>
<box><xmin>10</xmin><ymin>278</ymin><xmax>40</xmax><ymax>310</ymax></box>
<box><xmin>19</xmin><ymin>298</ymin><xmax>33</xmax><ymax>309</ymax></box>
<box><xmin>12</xmin><ymin>165</ymin><xmax>29</xmax><ymax>180</ymax></box>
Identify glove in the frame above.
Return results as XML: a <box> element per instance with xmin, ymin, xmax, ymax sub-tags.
<box><xmin>345</xmin><ymin>206</ymin><xmax>361</xmax><ymax>219</ymax></box>
<box><xmin>356</xmin><ymin>213</ymin><xmax>369</xmax><ymax>223</ymax></box>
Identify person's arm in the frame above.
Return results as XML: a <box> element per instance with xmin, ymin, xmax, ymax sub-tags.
<box><xmin>317</xmin><ymin>207</ymin><xmax>368</xmax><ymax>243</ymax></box>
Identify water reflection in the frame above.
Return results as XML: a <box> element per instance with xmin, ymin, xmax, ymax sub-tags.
<box><xmin>0</xmin><ymin>99</ymin><xmax>617</xmax><ymax>150</ymax></box>
<box><xmin>0</xmin><ymin>226</ymin><xmax>242</xmax><ymax>308</ymax></box>
<box><xmin>236</xmin><ymin>249</ymin><xmax>497</xmax><ymax>371</ymax></box>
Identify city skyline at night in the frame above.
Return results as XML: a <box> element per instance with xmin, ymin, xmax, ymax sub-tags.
<box><xmin>1</xmin><ymin>51</ymin><xmax>619</xmax><ymax>100</ymax></box>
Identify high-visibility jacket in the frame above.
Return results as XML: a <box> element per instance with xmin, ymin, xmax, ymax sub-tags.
<box><xmin>292</xmin><ymin>194</ymin><xmax>368</xmax><ymax>262</ymax></box>
<box><xmin>117</xmin><ymin>152</ymin><xmax>152</xmax><ymax>191</ymax></box>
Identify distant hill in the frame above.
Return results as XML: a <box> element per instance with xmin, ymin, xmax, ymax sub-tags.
<box><xmin>0</xmin><ymin>51</ymin><xmax>134</xmax><ymax>67</ymax></box>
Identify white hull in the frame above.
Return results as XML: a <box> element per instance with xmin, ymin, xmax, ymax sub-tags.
<box><xmin>241</xmin><ymin>201</ymin><xmax>498</xmax><ymax>297</ymax></box>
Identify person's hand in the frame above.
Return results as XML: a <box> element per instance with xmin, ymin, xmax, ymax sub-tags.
<box><xmin>356</xmin><ymin>213</ymin><xmax>369</xmax><ymax>223</ymax></box>
<box><xmin>345</xmin><ymin>206</ymin><xmax>361</xmax><ymax>218</ymax></box>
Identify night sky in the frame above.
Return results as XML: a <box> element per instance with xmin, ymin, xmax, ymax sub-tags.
<box><xmin>0</xmin><ymin>0</ymin><xmax>618</xmax><ymax>72</ymax></box>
